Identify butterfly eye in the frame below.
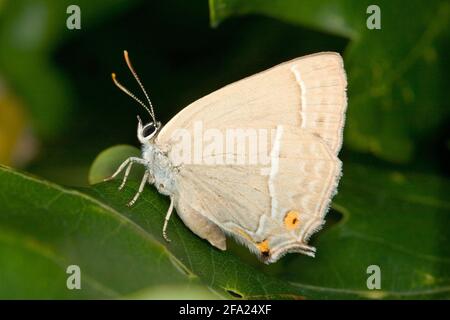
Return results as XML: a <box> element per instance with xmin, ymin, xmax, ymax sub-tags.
<box><xmin>142</xmin><ymin>123</ymin><xmax>156</xmax><ymax>138</ymax></box>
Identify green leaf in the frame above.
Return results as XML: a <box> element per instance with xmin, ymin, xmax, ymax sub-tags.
<box><xmin>1</xmin><ymin>143</ymin><xmax>449</xmax><ymax>299</ymax></box>
<box><xmin>0</xmin><ymin>164</ymin><xmax>304</xmax><ymax>299</ymax></box>
<box><xmin>88</xmin><ymin>145</ymin><xmax>144</xmax><ymax>185</ymax></box>
<box><xmin>209</xmin><ymin>0</ymin><xmax>450</xmax><ymax>162</ymax></box>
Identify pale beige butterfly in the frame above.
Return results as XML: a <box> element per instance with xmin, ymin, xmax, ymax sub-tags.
<box><xmin>106</xmin><ymin>50</ymin><xmax>347</xmax><ymax>263</ymax></box>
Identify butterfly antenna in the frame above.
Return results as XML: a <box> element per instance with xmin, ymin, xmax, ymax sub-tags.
<box><xmin>111</xmin><ymin>73</ymin><xmax>153</xmax><ymax>119</ymax></box>
<box><xmin>123</xmin><ymin>50</ymin><xmax>156</xmax><ymax>123</ymax></box>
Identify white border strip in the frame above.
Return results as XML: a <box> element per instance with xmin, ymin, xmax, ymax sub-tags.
<box><xmin>290</xmin><ymin>65</ymin><xmax>307</xmax><ymax>128</ymax></box>
<box><xmin>269</xmin><ymin>125</ymin><xmax>283</xmax><ymax>219</ymax></box>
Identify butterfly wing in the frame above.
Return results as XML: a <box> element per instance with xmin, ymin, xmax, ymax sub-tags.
<box><xmin>172</xmin><ymin>126</ymin><xmax>340</xmax><ymax>263</ymax></box>
<box><xmin>156</xmin><ymin>52</ymin><xmax>347</xmax><ymax>262</ymax></box>
<box><xmin>265</xmin><ymin>125</ymin><xmax>341</xmax><ymax>262</ymax></box>
<box><xmin>157</xmin><ymin>52</ymin><xmax>347</xmax><ymax>154</ymax></box>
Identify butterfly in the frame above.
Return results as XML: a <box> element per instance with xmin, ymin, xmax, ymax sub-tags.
<box><xmin>106</xmin><ymin>50</ymin><xmax>347</xmax><ymax>263</ymax></box>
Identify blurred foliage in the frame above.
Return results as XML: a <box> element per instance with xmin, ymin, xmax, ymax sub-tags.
<box><xmin>0</xmin><ymin>83</ymin><xmax>32</xmax><ymax>165</ymax></box>
<box><xmin>0</xmin><ymin>0</ymin><xmax>139</xmax><ymax>139</ymax></box>
<box><xmin>0</xmin><ymin>0</ymin><xmax>449</xmax><ymax>299</ymax></box>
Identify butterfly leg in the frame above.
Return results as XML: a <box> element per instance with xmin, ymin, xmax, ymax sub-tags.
<box><xmin>118</xmin><ymin>161</ymin><xmax>134</xmax><ymax>190</ymax></box>
<box><xmin>104</xmin><ymin>157</ymin><xmax>148</xmax><ymax>188</ymax></box>
<box><xmin>162</xmin><ymin>197</ymin><xmax>174</xmax><ymax>242</ymax></box>
<box><xmin>104</xmin><ymin>158</ymin><xmax>130</xmax><ymax>182</ymax></box>
<box><xmin>126</xmin><ymin>170</ymin><xmax>150</xmax><ymax>207</ymax></box>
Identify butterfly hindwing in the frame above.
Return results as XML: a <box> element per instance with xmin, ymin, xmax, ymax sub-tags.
<box><xmin>171</xmin><ymin>126</ymin><xmax>340</xmax><ymax>262</ymax></box>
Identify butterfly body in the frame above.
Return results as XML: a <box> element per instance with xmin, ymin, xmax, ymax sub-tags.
<box><xmin>109</xmin><ymin>51</ymin><xmax>347</xmax><ymax>263</ymax></box>
<box><xmin>141</xmin><ymin>143</ymin><xmax>177</xmax><ymax>197</ymax></box>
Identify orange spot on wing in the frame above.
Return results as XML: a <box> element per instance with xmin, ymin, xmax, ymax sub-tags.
<box><xmin>256</xmin><ymin>239</ymin><xmax>270</xmax><ymax>257</ymax></box>
<box><xmin>284</xmin><ymin>210</ymin><xmax>301</xmax><ymax>230</ymax></box>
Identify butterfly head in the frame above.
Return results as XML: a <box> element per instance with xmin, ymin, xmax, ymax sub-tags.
<box><xmin>112</xmin><ymin>50</ymin><xmax>160</xmax><ymax>144</ymax></box>
<box><xmin>137</xmin><ymin>115</ymin><xmax>161</xmax><ymax>143</ymax></box>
